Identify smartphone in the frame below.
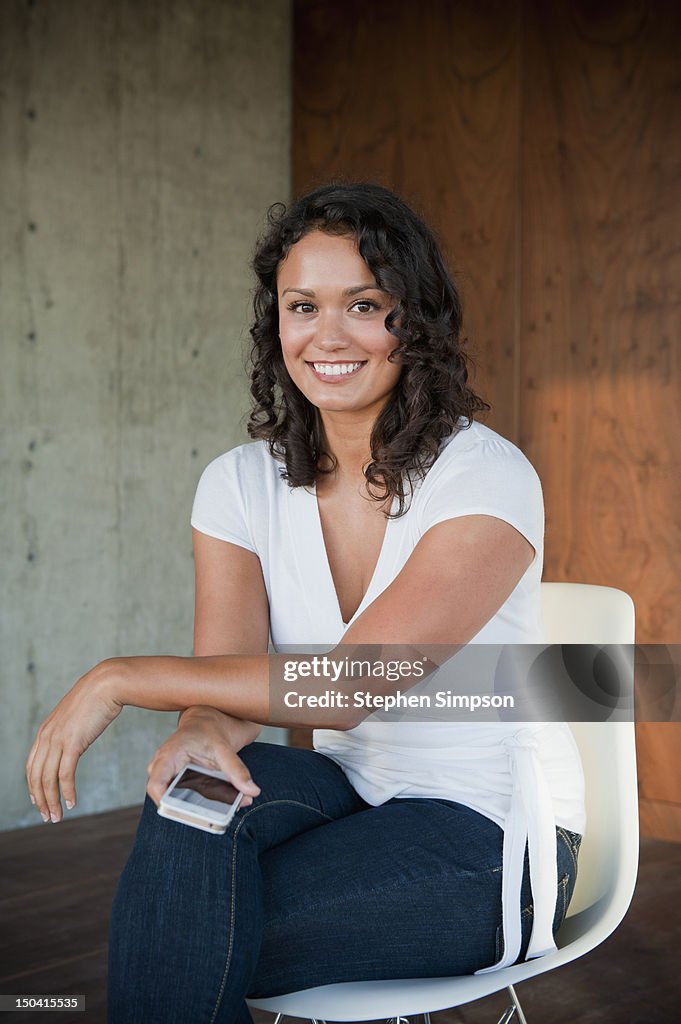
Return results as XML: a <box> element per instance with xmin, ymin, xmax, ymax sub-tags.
<box><xmin>157</xmin><ymin>763</ymin><xmax>245</xmax><ymax>834</ymax></box>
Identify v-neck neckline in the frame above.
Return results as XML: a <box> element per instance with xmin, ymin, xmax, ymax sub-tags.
<box><xmin>310</xmin><ymin>482</ymin><xmax>396</xmax><ymax>630</ymax></box>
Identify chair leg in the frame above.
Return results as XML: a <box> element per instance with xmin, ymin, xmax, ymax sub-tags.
<box><xmin>508</xmin><ymin>985</ymin><xmax>528</xmax><ymax>1024</ymax></box>
<box><xmin>383</xmin><ymin>1017</ymin><xmax>431</xmax><ymax>1024</ymax></box>
<box><xmin>496</xmin><ymin>1009</ymin><xmax>516</xmax><ymax>1024</ymax></box>
<box><xmin>270</xmin><ymin>1017</ymin><xmax>326</xmax><ymax>1023</ymax></box>
<box><xmin>495</xmin><ymin>984</ymin><xmax>529</xmax><ymax>1024</ymax></box>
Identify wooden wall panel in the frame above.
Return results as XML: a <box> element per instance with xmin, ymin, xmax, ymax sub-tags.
<box><xmin>519</xmin><ymin>0</ymin><xmax>681</xmax><ymax>830</ymax></box>
<box><xmin>294</xmin><ymin>0</ymin><xmax>522</xmax><ymax>437</ymax></box>
<box><xmin>291</xmin><ymin>0</ymin><xmax>681</xmax><ymax>839</ymax></box>
<box><xmin>520</xmin><ymin>0</ymin><xmax>681</xmax><ymax>624</ymax></box>
<box><xmin>639</xmin><ymin>796</ymin><xmax>681</xmax><ymax>844</ymax></box>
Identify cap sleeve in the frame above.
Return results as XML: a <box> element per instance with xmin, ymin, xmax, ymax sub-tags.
<box><xmin>417</xmin><ymin>437</ymin><xmax>544</xmax><ymax>558</ymax></box>
<box><xmin>190</xmin><ymin>449</ymin><xmax>257</xmax><ymax>553</ymax></box>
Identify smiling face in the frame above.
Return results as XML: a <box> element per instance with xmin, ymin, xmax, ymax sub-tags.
<box><xmin>276</xmin><ymin>230</ymin><xmax>402</xmax><ymax>425</ymax></box>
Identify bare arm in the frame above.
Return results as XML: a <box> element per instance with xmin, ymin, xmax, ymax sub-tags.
<box><xmin>177</xmin><ymin>529</ymin><xmax>271</xmax><ymax>745</ymax></box>
<box><xmin>145</xmin><ymin>530</ymin><xmax>271</xmax><ymax>803</ymax></box>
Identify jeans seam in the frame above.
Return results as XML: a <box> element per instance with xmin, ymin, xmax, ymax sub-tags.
<box><xmin>208</xmin><ymin>800</ymin><xmax>337</xmax><ymax>1023</ymax></box>
<box><xmin>560</xmin><ymin>872</ymin><xmax>568</xmax><ymax>920</ymax></box>
<box><xmin>564</xmin><ymin>827</ymin><xmax>582</xmax><ymax>859</ymax></box>
<box><xmin>557</xmin><ymin>827</ymin><xmax>579</xmax><ymax>874</ymax></box>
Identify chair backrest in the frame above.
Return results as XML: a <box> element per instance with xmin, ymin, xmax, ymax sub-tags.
<box><xmin>540</xmin><ymin>583</ymin><xmax>638</xmax><ymax>934</ymax></box>
<box><xmin>541</xmin><ymin>583</ymin><xmax>635</xmax><ymax>646</ymax></box>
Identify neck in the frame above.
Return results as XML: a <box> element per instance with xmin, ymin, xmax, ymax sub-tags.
<box><xmin>317</xmin><ymin>408</ymin><xmax>377</xmax><ymax>482</ymax></box>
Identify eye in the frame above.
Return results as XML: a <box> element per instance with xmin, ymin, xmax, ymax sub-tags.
<box><xmin>287</xmin><ymin>301</ymin><xmax>317</xmax><ymax>314</ymax></box>
<box><xmin>351</xmin><ymin>299</ymin><xmax>380</xmax><ymax>313</ymax></box>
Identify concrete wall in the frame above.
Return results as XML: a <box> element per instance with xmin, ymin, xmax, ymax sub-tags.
<box><xmin>0</xmin><ymin>0</ymin><xmax>291</xmax><ymax>831</ymax></box>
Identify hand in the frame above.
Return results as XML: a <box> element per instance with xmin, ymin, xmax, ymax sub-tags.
<box><xmin>25</xmin><ymin>660</ymin><xmax>124</xmax><ymax>823</ymax></box>
<box><xmin>146</xmin><ymin>707</ymin><xmax>262</xmax><ymax>807</ymax></box>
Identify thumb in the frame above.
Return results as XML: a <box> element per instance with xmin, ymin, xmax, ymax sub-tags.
<box><xmin>218</xmin><ymin>747</ymin><xmax>261</xmax><ymax>797</ymax></box>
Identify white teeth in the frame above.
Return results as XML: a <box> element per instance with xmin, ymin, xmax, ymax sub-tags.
<box><xmin>312</xmin><ymin>362</ymin><xmax>364</xmax><ymax>376</ymax></box>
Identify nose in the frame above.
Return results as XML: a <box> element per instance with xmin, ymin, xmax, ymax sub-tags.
<box><xmin>313</xmin><ymin>309</ymin><xmax>353</xmax><ymax>352</ymax></box>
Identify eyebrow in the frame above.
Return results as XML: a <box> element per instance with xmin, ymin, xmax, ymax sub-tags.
<box><xmin>281</xmin><ymin>284</ymin><xmax>382</xmax><ymax>297</ymax></box>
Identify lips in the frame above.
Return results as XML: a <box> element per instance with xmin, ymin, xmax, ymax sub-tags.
<box><xmin>306</xmin><ymin>360</ymin><xmax>368</xmax><ymax>382</ymax></box>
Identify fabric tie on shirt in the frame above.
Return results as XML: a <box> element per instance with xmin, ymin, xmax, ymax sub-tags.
<box><xmin>475</xmin><ymin>727</ymin><xmax>558</xmax><ymax>973</ymax></box>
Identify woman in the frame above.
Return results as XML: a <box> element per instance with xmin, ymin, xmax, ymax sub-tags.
<box><xmin>25</xmin><ymin>183</ymin><xmax>585</xmax><ymax>1023</ymax></box>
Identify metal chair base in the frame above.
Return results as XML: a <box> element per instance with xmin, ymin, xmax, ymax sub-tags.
<box><xmin>269</xmin><ymin>985</ymin><xmax>527</xmax><ymax>1024</ymax></box>
<box><xmin>271</xmin><ymin>1014</ymin><xmax>434</xmax><ymax>1023</ymax></box>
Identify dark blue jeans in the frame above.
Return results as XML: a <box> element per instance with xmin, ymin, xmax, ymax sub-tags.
<box><xmin>107</xmin><ymin>742</ymin><xmax>580</xmax><ymax>1024</ymax></box>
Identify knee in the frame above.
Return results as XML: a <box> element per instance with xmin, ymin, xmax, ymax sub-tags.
<box><xmin>237</xmin><ymin>740</ymin><xmax>294</xmax><ymax>779</ymax></box>
<box><xmin>236</xmin><ymin>740</ymin><xmax>348</xmax><ymax>798</ymax></box>
<box><xmin>232</xmin><ymin>741</ymin><xmax>309</xmax><ymax>805</ymax></box>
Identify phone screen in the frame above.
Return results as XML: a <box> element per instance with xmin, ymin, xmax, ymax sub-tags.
<box><xmin>170</xmin><ymin>767</ymin><xmax>241</xmax><ymax>814</ymax></box>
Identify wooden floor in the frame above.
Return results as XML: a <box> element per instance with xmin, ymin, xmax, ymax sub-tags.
<box><xmin>1</xmin><ymin>805</ymin><xmax>679</xmax><ymax>1023</ymax></box>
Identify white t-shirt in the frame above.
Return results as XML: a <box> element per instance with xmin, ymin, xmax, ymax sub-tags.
<box><xmin>191</xmin><ymin>418</ymin><xmax>586</xmax><ymax>970</ymax></box>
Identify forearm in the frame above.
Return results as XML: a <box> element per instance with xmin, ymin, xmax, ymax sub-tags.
<box><xmin>115</xmin><ymin>654</ymin><xmax>271</xmax><ymax>721</ymax></box>
<box><xmin>109</xmin><ymin>643</ymin><xmax>456</xmax><ymax>732</ymax></box>
<box><xmin>109</xmin><ymin>653</ymin><xmax>348</xmax><ymax>730</ymax></box>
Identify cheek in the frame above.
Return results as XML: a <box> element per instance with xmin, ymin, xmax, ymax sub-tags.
<box><xmin>278</xmin><ymin>323</ymin><xmax>309</xmax><ymax>362</ymax></box>
<box><xmin>278</xmin><ymin>329</ymin><xmax>307</xmax><ymax>366</ymax></box>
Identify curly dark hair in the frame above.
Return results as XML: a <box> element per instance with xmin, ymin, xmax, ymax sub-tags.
<box><xmin>246</xmin><ymin>181</ymin><xmax>489</xmax><ymax>517</ymax></box>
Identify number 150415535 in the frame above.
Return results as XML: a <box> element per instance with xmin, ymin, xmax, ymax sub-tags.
<box><xmin>0</xmin><ymin>995</ymin><xmax>84</xmax><ymax>1011</ymax></box>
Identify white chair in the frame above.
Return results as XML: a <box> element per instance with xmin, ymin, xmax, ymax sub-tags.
<box><xmin>247</xmin><ymin>582</ymin><xmax>638</xmax><ymax>1024</ymax></box>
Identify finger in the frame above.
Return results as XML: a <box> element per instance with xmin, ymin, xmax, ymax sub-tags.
<box><xmin>58</xmin><ymin>750</ymin><xmax>79</xmax><ymax>811</ymax></box>
<box><xmin>26</xmin><ymin>719</ymin><xmax>50</xmax><ymax>797</ymax></box>
<box><xmin>28</xmin><ymin>735</ymin><xmax>50</xmax><ymax>822</ymax></box>
<box><xmin>215</xmin><ymin>745</ymin><xmax>261</xmax><ymax>797</ymax></box>
<box><xmin>26</xmin><ymin>735</ymin><xmax>40</xmax><ymax>805</ymax></box>
<box><xmin>41</xmin><ymin>744</ymin><xmax>66</xmax><ymax>823</ymax></box>
<box><xmin>25</xmin><ymin>736</ymin><xmax>38</xmax><ymax>780</ymax></box>
<box><xmin>147</xmin><ymin>750</ymin><xmax>191</xmax><ymax>807</ymax></box>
